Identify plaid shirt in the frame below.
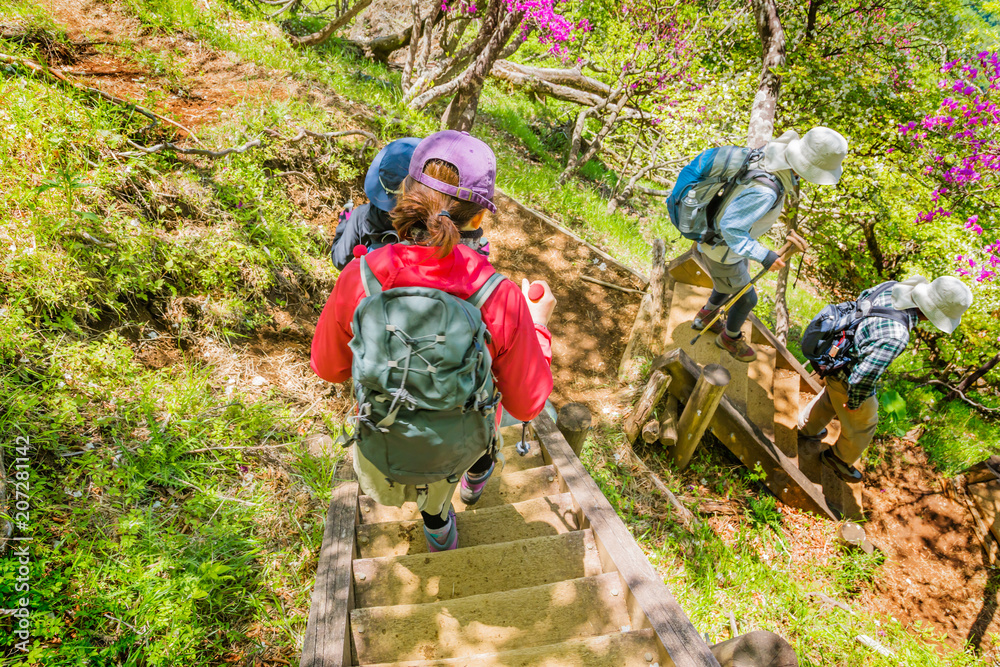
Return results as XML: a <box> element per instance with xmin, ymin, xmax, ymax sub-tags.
<box><xmin>832</xmin><ymin>284</ymin><xmax>918</xmax><ymax>409</ymax></box>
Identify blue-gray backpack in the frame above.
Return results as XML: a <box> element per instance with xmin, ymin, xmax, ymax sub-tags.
<box><xmin>667</xmin><ymin>146</ymin><xmax>783</xmax><ymax>245</ymax></box>
<box><xmin>348</xmin><ymin>255</ymin><xmax>504</xmax><ymax>485</ymax></box>
<box><xmin>800</xmin><ymin>282</ymin><xmax>910</xmax><ymax>378</ymax></box>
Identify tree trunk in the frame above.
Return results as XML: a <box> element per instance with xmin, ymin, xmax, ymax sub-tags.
<box><xmin>803</xmin><ymin>0</ymin><xmax>822</xmax><ymax>43</ymax></box>
<box><xmin>862</xmin><ymin>220</ymin><xmax>885</xmax><ymax>276</ymax></box>
<box><xmin>947</xmin><ymin>353</ymin><xmax>1000</xmax><ymax>402</ymax></box>
<box><xmin>441</xmin><ymin>6</ymin><xmax>523</xmax><ymax>129</ymax></box>
<box><xmin>559</xmin><ymin>84</ymin><xmax>625</xmax><ymax>183</ymax></box>
<box><xmin>747</xmin><ymin>0</ymin><xmax>786</xmax><ymax>148</ymax></box>
<box><xmin>774</xmin><ymin>197</ymin><xmax>800</xmax><ymax>345</ymax></box>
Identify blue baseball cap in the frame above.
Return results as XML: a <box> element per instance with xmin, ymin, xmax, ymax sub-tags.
<box><xmin>364</xmin><ymin>137</ymin><xmax>421</xmax><ymax>211</ymax></box>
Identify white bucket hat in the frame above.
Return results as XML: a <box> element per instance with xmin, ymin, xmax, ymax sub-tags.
<box><xmin>764</xmin><ymin>127</ymin><xmax>848</xmax><ymax>185</ymax></box>
<box><xmin>891</xmin><ymin>275</ymin><xmax>974</xmax><ymax>334</ymax></box>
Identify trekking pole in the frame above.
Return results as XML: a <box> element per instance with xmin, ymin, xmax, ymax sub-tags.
<box><xmin>516</xmin><ymin>282</ymin><xmax>548</xmax><ymax>457</ymax></box>
<box><xmin>690</xmin><ymin>231</ymin><xmax>809</xmax><ymax>346</ymax></box>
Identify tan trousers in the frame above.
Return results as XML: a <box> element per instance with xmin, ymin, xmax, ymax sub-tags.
<box><xmin>352</xmin><ymin>444</ymin><xmax>458</xmax><ymax>522</ymax></box>
<box><xmin>798</xmin><ymin>376</ymin><xmax>878</xmax><ymax>466</ymax></box>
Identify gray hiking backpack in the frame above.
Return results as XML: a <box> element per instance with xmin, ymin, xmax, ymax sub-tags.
<box><xmin>347</xmin><ymin>255</ymin><xmax>504</xmax><ymax>485</ymax></box>
<box><xmin>667</xmin><ymin>146</ymin><xmax>783</xmax><ymax>245</ymax></box>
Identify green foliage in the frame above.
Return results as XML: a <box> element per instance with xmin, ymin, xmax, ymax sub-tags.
<box><xmin>828</xmin><ymin>543</ymin><xmax>887</xmax><ymax>599</ymax></box>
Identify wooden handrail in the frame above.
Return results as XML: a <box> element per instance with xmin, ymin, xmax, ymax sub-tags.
<box><xmin>533</xmin><ymin>411</ymin><xmax>722</xmax><ymax>667</ymax></box>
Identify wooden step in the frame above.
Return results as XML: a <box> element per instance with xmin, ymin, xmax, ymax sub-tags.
<box><xmin>349</xmin><ymin>572</ymin><xmax>631</xmax><ymax>664</ymax></box>
<box><xmin>499</xmin><ymin>441</ymin><xmax>545</xmax><ymax>472</ymax></box>
<box><xmin>357</xmin><ymin>465</ymin><xmax>563</xmax><ymax>524</ymax></box>
<box><xmin>772</xmin><ymin>368</ymin><xmax>800</xmax><ymax>462</ymax></box>
<box><xmin>362</xmin><ymin>629</ymin><xmax>663</xmax><ymax>667</ymax></box>
<box><xmin>665</xmin><ymin>282</ymin><xmax>752</xmax><ymax>415</ymax></box>
<box><xmin>664</xmin><ymin>282</ymin><xmax>713</xmax><ymax>355</ymax></box>
<box><xmin>353</xmin><ymin>529</ymin><xmax>603</xmax><ymax>607</ymax></box>
<box><xmin>746</xmin><ymin>344</ymin><xmax>777</xmax><ymax>441</ymax></box>
<box><xmin>356</xmin><ymin>492</ymin><xmax>581</xmax><ymax>558</ymax></box>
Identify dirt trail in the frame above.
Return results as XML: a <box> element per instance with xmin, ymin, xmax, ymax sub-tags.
<box><xmin>863</xmin><ymin>440</ymin><xmax>1000</xmax><ymax>657</ymax></box>
<box><xmin>37</xmin><ymin>0</ymin><xmax>291</xmax><ymax>129</ymax></box>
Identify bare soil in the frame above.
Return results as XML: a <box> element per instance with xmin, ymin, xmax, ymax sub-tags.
<box><xmin>863</xmin><ymin>440</ymin><xmax>1000</xmax><ymax>657</ymax></box>
<box><xmin>38</xmin><ymin>0</ymin><xmax>292</xmax><ymax>131</ymax></box>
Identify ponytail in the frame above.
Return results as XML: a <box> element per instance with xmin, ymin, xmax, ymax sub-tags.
<box><xmin>391</xmin><ymin>160</ymin><xmax>483</xmax><ymax>258</ymax></box>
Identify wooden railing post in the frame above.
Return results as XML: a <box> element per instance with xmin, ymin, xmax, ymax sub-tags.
<box><xmin>556</xmin><ymin>402</ymin><xmax>592</xmax><ymax>456</ymax></box>
<box><xmin>673</xmin><ymin>364</ymin><xmax>730</xmax><ymax>470</ymax></box>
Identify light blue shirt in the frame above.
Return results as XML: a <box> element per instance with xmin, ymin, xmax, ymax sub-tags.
<box><xmin>716</xmin><ymin>187</ymin><xmax>779</xmax><ymax>264</ymax></box>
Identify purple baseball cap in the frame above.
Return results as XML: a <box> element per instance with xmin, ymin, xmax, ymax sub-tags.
<box><xmin>408</xmin><ymin>130</ymin><xmax>497</xmax><ymax>213</ymax></box>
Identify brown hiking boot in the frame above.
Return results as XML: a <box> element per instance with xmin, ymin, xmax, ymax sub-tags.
<box><xmin>715</xmin><ymin>331</ymin><xmax>756</xmax><ymax>362</ymax></box>
<box><xmin>692</xmin><ymin>306</ymin><xmax>725</xmax><ymax>335</ymax></box>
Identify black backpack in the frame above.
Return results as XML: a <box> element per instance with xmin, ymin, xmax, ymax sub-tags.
<box><xmin>800</xmin><ymin>282</ymin><xmax>910</xmax><ymax>378</ymax></box>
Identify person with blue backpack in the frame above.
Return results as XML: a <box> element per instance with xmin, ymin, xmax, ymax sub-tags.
<box><xmin>311</xmin><ymin>130</ymin><xmax>556</xmax><ymax>552</ymax></box>
<box><xmin>798</xmin><ymin>276</ymin><xmax>973</xmax><ymax>482</ymax></box>
<box><xmin>667</xmin><ymin>127</ymin><xmax>848</xmax><ymax>362</ymax></box>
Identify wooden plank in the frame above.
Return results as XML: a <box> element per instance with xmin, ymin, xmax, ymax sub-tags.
<box><xmin>667</xmin><ymin>247</ymin><xmax>714</xmax><ymax>288</ymax></box>
<box><xmin>495</xmin><ymin>190</ymin><xmax>649</xmax><ymax>285</ymax></box>
<box><xmin>772</xmin><ymin>368</ymin><xmax>800</xmax><ymax>462</ymax></box>
<box><xmin>746</xmin><ymin>345</ymin><xmax>776</xmax><ymax>441</ymax></box>
<box><xmin>653</xmin><ymin>349</ymin><xmax>837</xmax><ymax>521</ymax></box>
<box><xmin>301</xmin><ymin>481</ymin><xmax>359</xmax><ymax>667</ymax></box>
<box><xmin>532</xmin><ymin>411</ymin><xmax>721</xmax><ymax>667</ymax></box>
<box><xmin>747</xmin><ymin>314</ymin><xmax>822</xmax><ymax>394</ymax></box>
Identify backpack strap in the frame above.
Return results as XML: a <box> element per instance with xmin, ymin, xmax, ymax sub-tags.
<box><xmin>745</xmin><ymin>170</ymin><xmax>784</xmax><ymax>203</ymax></box>
<box><xmin>705</xmin><ymin>147</ymin><xmax>765</xmax><ymax>243</ymax></box>
<box><xmin>359</xmin><ymin>255</ymin><xmax>383</xmax><ymax>297</ymax></box>
<box><xmin>854</xmin><ymin>281</ymin><xmax>911</xmax><ymax>328</ymax></box>
<box><xmin>467</xmin><ymin>272</ymin><xmax>507</xmax><ymax>309</ymax></box>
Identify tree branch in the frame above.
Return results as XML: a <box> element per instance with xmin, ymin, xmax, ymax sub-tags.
<box><xmin>287</xmin><ymin>0</ymin><xmax>373</xmax><ymax>48</ymax></box>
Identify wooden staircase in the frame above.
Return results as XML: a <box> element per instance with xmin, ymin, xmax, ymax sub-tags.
<box><xmin>659</xmin><ymin>249</ymin><xmax>863</xmax><ymax>521</ymax></box>
<box><xmin>301</xmin><ymin>414</ymin><xmax>722</xmax><ymax>667</ymax></box>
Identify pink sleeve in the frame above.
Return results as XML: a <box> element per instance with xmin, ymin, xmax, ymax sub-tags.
<box><xmin>482</xmin><ymin>281</ymin><xmax>554</xmax><ymax>422</ymax></box>
<box><xmin>310</xmin><ymin>262</ymin><xmax>364</xmax><ymax>384</ymax></box>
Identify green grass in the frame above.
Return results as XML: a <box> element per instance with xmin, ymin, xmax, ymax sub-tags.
<box><xmin>0</xmin><ymin>15</ymin><xmax>355</xmax><ymax>661</ymax></box>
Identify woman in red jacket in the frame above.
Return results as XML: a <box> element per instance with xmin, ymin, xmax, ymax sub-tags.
<box><xmin>311</xmin><ymin>130</ymin><xmax>555</xmax><ymax>551</ymax></box>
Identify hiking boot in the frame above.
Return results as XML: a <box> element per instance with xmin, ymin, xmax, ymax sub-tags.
<box><xmin>423</xmin><ymin>509</ymin><xmax>458</xmax><ymax>552</ymax></box>
<box><xmin>460</xmin><ymin>461</ymin><xmax>494</xmax><ymax>506</ymax></box>
<box><xmin>821</xmin><ymin>449</ymin><xmax>863</xmax><ymax>483</ymax></box>
<box><xmin>693</xmin><ymin>306</ymin><xmax>725</xmax><ymax>335</ymax></box>
<box><xmin>715</xmin><ymin>331</ymin><xmax>756</xmax><ymax>363</ymax></box>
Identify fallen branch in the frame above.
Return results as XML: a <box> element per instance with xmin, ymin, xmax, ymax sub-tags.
<box><xmin>924</xmin><ymin>379</ymin><xmax>1000</xmax><ymax>418</ymax></box>
<box><xmin>271</xmin><ymin>170</ymin><xmax>317</xmax><ymax>185</ymax></box>
<box><xmin>185</xmin><ymin>442</ymin><xmax>291</xmax><ymax>455</ymax></box>
<box><xmin>580</xmin><ymin>275</ymin><xmax>646</xmax><ymax>295</ymax></box>
<box><xmin>0</xmin><ymin>52</ymin><xmax>205</xmax><ymax>146</ymax></box>
<box><xmin>634</xmin><ymin>184</ymin><xmax>672</xmax><ymax>197</ymax></box>
<box><xmin>286</xmin><ymin>0</ymin><xmax>373</xmax><ymax>48</ymax></box>
<box><xmin>265</xmin><ymin>126</ymin><xmax>377</xmax><ymax>153</ymax></box>
<box><xmin>115</xmin><ymin>138</ymin><xmax>263</xmax><ymax>159</ymax></box>
<box><xmin>623</xmin><ymin>445</ymin><xmax>699</xmax><ymax>529</ymax></box>
<box><xmin>66</xmin><ymin>231</ymin><xmax>117</xmax><ymax>248</ymax></box>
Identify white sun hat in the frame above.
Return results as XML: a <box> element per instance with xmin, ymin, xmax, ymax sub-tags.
<box><xmin>891</xmin><ymin>275</ymin><xmax>974</xmax><ymax>334</ymax></box>
<box><xmin>765</xmin><ymin>127</ymin><xmax>848</xmax><ymax>185</ymax></box>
